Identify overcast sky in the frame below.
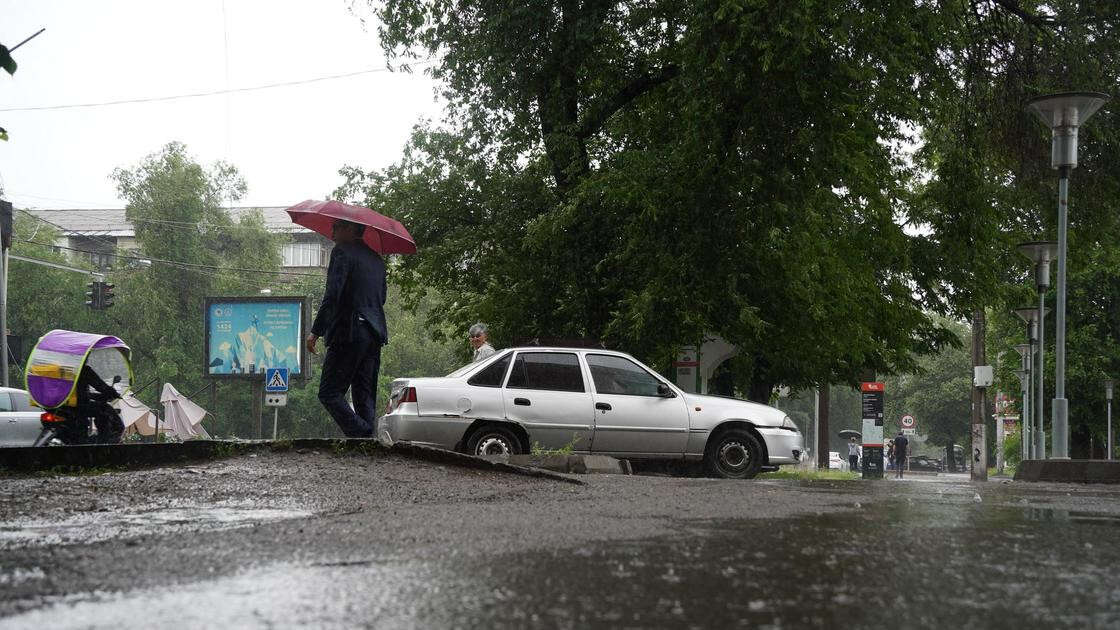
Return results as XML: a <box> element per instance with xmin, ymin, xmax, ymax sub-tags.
<box><xmin>0</xmin><ymin>0</ymin><xmax>445</xmax><ymax>210</ymax></box>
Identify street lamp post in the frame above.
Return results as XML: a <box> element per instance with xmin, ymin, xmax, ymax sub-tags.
<box><xmin>1013</xmin><ymin>341</ymin><xmax>1032</xmax><ymax>460</ymax></box>
<box><xmin>1015</xmin><ymin>368</ymin><xmax>1029</xmax><ymax>460</ymax></box>
<box><xmin>1106</xmin><ymin>379</ymin><xmax>1115</xmax><ymax>460</ymax></box>
<box><xmin>1014</xmin><ymin>245</ymin><xmax>1055</xmax><ymax>458</ymax></box>
<box><xmin>1026</xmin><ymin>92</ymin><xmax>1110</xmax><ymax>459</ymax></box>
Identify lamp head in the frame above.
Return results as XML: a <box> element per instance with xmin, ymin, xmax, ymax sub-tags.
<box><xmin>1025</xmin><ymin>92</ymin><xmax>1110</xmax><ymax>168</ymax></box>
<box><xmin>1017</xmin><ymin>241</ymin><xmax>1058</xmax><ymax>291</ymax></box>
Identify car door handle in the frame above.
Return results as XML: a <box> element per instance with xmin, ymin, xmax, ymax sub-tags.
<box><xmin>514</xmin><ymin>397</ymin><xmax>531</xmax><ymax>406</ymax></box>
<box><xmin>595</xmin><ymin>402</ymin><xmax>612</xmax><ymax>411</ymax></box>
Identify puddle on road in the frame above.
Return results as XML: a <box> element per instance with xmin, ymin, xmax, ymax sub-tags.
<box><xmin>0</xmin><ymin>505</ymin><xmax>312</xmax><ymax>550</ymax></box>
<box><xmin>5</xmin><ymin>495</ymin><xmax>1120</xmax><ymax>628</ymax></box>
<box><xmin>0</xmin><ymin>561</ymin><xmax>433</xmax><ymax>630</ymax></box>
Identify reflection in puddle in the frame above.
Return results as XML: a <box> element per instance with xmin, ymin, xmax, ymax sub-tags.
<box><xmin>1021</xmin><ymin>507</ymin><xmax>1120</xmax><ymax>527</ymax></box>
<box><xmin>0</xmin><ymin>505</ymin><xmax>312</xmax><ymax>549</ymax></box>
<box><xmin>0</xmin><ymin>562</ymin><xmax>430</xmax><ymax>630</ymax></box>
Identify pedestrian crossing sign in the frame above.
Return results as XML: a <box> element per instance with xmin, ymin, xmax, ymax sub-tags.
<box><xmin>265</xmin><ymin>367</ymin><xmax>289</xmax><ymax>392</ymax></box>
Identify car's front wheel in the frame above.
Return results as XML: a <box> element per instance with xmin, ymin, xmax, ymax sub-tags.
<box><xmin>704</xmin><ymin>428</ymin><xmax>763</xmax><ymax>479</ymax></box>
<box><xmin>466</xmin><ymin>424</ymin><xmax>523</xmax><ymax>457</ymax></box>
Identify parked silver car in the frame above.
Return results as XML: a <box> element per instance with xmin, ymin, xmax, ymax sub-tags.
<box><xmin>379</xmin><ymin>348</ymin><xmax>802</xmax><ymax>479</ymax></box>
<box><xmin>0</xmin><ymin>387</ymin><xmax>43</xmax><ymax>447</ymax></box>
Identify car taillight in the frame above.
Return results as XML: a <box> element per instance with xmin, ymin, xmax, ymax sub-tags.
<box><xmin>40</xmin><ymin>412</ymin><xmax>64</xmax><ymax>423</ymax></box>
<box><xmin>387</xmin><ymin>387</ymin><xmax>418</xmax><ymax>413</ymax></box>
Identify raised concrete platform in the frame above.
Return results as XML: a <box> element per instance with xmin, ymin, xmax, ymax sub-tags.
<box><xmin>497</xmin><ymin>454</ymin><xmax>632</xmax><ymax>475</ymax></box>
<box><xmin>0</xmin><ymin>439</ymin><xmax>583</xmax><ymax>484</ymax></box>
<box><xmin>1014</xmin><ymin>459</ymin><xmax>1120</xmax><ymax>484</ymax></box>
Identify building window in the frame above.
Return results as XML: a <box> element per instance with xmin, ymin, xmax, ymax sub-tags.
<box><xmin>282</xmin><ymin>242</ymin><xmax>322</xmax><ymax>267</ymax></box>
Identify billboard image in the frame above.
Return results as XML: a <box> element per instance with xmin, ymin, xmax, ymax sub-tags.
<box><xmin>205</xmin><ymin>297</ymin><xmax>308</xmax><ymax>378</ymax></box>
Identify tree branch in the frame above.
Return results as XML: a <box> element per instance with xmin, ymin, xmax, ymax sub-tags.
<box><xmin>989</xmin><ymin>0</ymin><xmax>1056</xmax><ymax>28</ymax></box>
<box><xmin>575</xmin><ymin>64</ymin><xmax>681</xmax><ymax>140</ymax></box>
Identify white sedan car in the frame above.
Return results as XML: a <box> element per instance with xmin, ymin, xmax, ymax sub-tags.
<box><xmin>380</xmin><ymin>347</ymin><xmax>803</xmax><ymax>479</ymax></box>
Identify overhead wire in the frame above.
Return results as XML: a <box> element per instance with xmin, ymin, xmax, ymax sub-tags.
<box><xmin>18</xmin><ymin>208</ymin><xmax>122</xmax><ymax>251</ymax></box>
<box><xmin>0</xmin><ymin>62</ymin><xmax>434</xmax><ymax>113</ymax></box>
<box><xmin>16</xmin><ymin>239</ymin><xmax>324</xmax><ymax>279</ymax></box>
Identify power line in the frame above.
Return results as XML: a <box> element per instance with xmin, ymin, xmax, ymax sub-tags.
<box><xmin>17</xmin><ymin>239</ymin><xmax>324</xmax><ymax>278</ymax></box>
<box><xmin>0</xmin><ymin>63</ymin><xmax>433</xmax><ymax>112</ymax></box>
<box><xmin>6</xmin><ymin>192</ymin><xmax>121</xmax><ymax>207</ymax></box>
<box><xmin>18</xmin><ymin>207</ymin><xmax>121</xmax><ymax>251</ymax></box>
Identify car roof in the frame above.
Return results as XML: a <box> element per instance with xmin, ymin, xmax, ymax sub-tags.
<box><xmin>0</xmin><ymin>386</ymin><xmax>28</xmax><ymax>394</ymax></box>
<box><xmin>507</xmin><ymin>347</ymin><xmax>624</xmax><ymax>354</ymax></box>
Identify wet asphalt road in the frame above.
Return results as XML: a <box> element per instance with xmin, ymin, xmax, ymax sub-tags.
<box><xmin>2</xmin><ymin>450</ymin><xmax>1120</xmax><ymax>629</ymax></box>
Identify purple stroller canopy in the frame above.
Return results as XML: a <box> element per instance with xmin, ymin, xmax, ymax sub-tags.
<box><xmin>25</xmin><ymin>329</ymin><xmax>132</xmax><ymax>409</ymax></box>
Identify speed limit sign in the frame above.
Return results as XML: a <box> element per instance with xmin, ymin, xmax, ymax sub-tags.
<box><xmin>901</xmin><ymin>415</ymin><xmax>915</xmax><ymax>428</ymax></box>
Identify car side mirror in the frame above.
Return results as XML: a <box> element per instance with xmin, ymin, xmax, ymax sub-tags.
<box><xmin>112</xmin><ymin>375</ymin><xmax>122</xmax><ymax>385</ymax></box>
<box><xmin>657</xmin><ymin>383</ymin><xmax>673</xmax><ymax>397</ymax></box>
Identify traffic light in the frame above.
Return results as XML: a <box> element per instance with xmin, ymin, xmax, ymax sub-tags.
<box><xmin>100</xmin><ymin>282</ymin><xmax>115</xmax><ymax>308</ymax></box>
<box><xmin>0</xmin><ymin>199</ymin><xmax>12</xmax><ymax>249</ymax></box>
<box><xmin>85</xmin><ymin>281</ymin><xmax>100</xmax><ymax>309</ymax></box>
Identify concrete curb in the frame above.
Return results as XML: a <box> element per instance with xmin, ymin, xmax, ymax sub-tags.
<box><xmin>1014</xmin><ymin>459</ymin><xmax>1120</xmax><ymax>484</ymax></box>
<box><xmin>0</xmin><ymin>439</ymin><xmax>584</xmax><ymax>485</ymax></box>
<box><xmin>494</xmin><ymin>454</ymin><xmax>632</xmax><ymax>475</ymax></box>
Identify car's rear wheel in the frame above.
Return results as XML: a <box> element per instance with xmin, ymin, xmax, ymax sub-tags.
<box><xmin>466</xmin><ymin>424</ymin><xmax>523</xmax><ymax>457</ymax></box>
<box><xmin>704</xmin><ymin>428</ymin><xmax>763</xmax><ymax>479</ymax></box>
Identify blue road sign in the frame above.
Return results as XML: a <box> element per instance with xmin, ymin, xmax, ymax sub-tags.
<box><xmin>265</xmin><ymin>367</ymin><xmax>290</xmax><ymax>392</ymax></box>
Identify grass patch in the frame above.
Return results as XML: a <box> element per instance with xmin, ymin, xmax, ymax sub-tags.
<box><xmin>758</xmin><ymin>468</ymin><xmax>861</xmax><ymax>481</ymax></box>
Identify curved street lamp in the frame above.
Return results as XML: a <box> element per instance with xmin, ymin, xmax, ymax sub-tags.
<box><xmin>1026</xmin><ymin>92</ymin><xmax>1110</xmax><ymax>459</ymax></box>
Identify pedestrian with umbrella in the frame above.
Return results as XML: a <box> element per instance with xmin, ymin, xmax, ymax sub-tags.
<box><xmin>286</xmin><ymin>200</ymin><xmax>416</xmax><ymax>438</ymax></box>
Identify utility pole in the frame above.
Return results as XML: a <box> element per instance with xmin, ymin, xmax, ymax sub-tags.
<box><xmin>810</xmin><ymin>387</ymin><xmax>818</xmax><ymax>468</ymax></box>
<box><xmin>1</xmin><ymin>199</ymin><xmax>12</xmax><ymax>387</ymax></box>
<box><xmin>971</xmin><ymin>309</ymin><xmax>988</xmax><ymax>481</ymax></box>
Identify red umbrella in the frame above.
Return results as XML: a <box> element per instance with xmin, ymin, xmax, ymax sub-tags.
<box><xmin>285</xmin><ymin>199</ymin><xmax>417</xmax><ymax>255</ymax></box>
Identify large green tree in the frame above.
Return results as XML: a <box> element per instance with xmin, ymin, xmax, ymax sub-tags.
<box><xmin>916</xmin><ymin>1</ymin><xmax>1120</xmax><ymax>457</ymax></box>
<box><xmin>348</xmin><ymin>0</ymin><xmax>967</xmax><ymax>400</ymax></box>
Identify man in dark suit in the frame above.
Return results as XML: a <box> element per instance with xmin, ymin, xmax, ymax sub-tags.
<box><xmin>306</xmin><ymin>219</ymin><xmax>388</xmax><ymax>438</ymax></box>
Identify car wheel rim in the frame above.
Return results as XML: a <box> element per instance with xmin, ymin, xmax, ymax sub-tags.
<box><xmin>476</xmin><ymin>436</ymin><xmax>512</xmax><ymax>456</ymax></box>
<box><xmin>718</xmin><ymin>440</ymin><xmax>749</xmax><ymax>472</ymax></box>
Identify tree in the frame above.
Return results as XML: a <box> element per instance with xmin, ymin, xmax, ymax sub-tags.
<box><xmin>348</xmin><ymin>0</ymin><xmax>964</xmax><ymax>401</ymax></box>
<box><xmin>896</xmin><ymin>320</ymin><xmax>973</xmax><ymax>470</ymax></box>
<box><xmin>915</xmin><ymin>1</ymin><xmax>1120</xmax><ymax>457</ymax></box>
<box><xmin>6</xmin><ymin>215</ymin><xmax>102</xmax><ymax>383</ymax></box>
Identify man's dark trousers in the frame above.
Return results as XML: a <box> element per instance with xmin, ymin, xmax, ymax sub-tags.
<box><xmin>318</xmin><ymin>323</ymin><xmax>381</xmax><ymax>438</ymax></box>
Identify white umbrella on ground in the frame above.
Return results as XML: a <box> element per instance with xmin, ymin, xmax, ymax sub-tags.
<box><xmin>159</xmin><ymin>383</ymin><xmax>210</xmax><ymax>439</ymax></box>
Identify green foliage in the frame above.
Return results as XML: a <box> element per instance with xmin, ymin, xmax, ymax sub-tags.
<box><xmin>531</xmin><ymin>433</ymin><xmax>581</xmax><ymax>456</ymax></box>
<box><xmin>1003</xmin><ymin>431</ymin><xmax>1022</xmax><ymax>469</ymax></box>
<box><xmin>348</xmin><ymin>0</ymin><xmax>966</xmax><ymax>400</ymax></box>
<box><xmin>0</xmin><ymin>43</ymin><xmax>16</xmax><ymax>75</ymax></box>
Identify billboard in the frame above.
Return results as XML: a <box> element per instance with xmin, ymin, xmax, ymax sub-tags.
<box><xmin>205</xmin><ymin>297</ymin><xmax>309</xmax><ymax>379</ymax></box>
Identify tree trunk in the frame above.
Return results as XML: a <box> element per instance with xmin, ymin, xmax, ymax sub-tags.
<box><xmin>747</xmin><ymin>380</ymin><xmax>772</xmax><ymax>404</ymax></box>
<box><xmin>971</xmin><ymin>309</ymin><xmax>988</xmax><ymax>481</ymax></box>
<box><xmin>946</xmin><ymin>438</ymin><xmax>956</xmax><ymax>471</ymax></box>
<box><xmin>817</xmin><ymin>384</ymin><xmax>831</xmax><ymax>470</ymax></box>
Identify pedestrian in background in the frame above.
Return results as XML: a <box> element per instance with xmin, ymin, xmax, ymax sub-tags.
<box><xmin>886</xmin><ymin>439</ymin><xmax>895</xmax><ymax>471</ymax></box>
<box><xmin>894</xmin><ymin>431</ymin><xmax>909</xmax><ymax>479</ymax></box>
<box><xmin>469</xmin><ymin>323</ymin><xmax>496</xmax><ymax>362</ymax></box>
<box><xmin>306</xmin><ymin>218</ymin><xmax>388</xmax><ymax>438</ymax></box>
<box><xmin>847</xmin><ymin>437</ymin><xmax>861</xmax><ymax>473</ymax></box>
